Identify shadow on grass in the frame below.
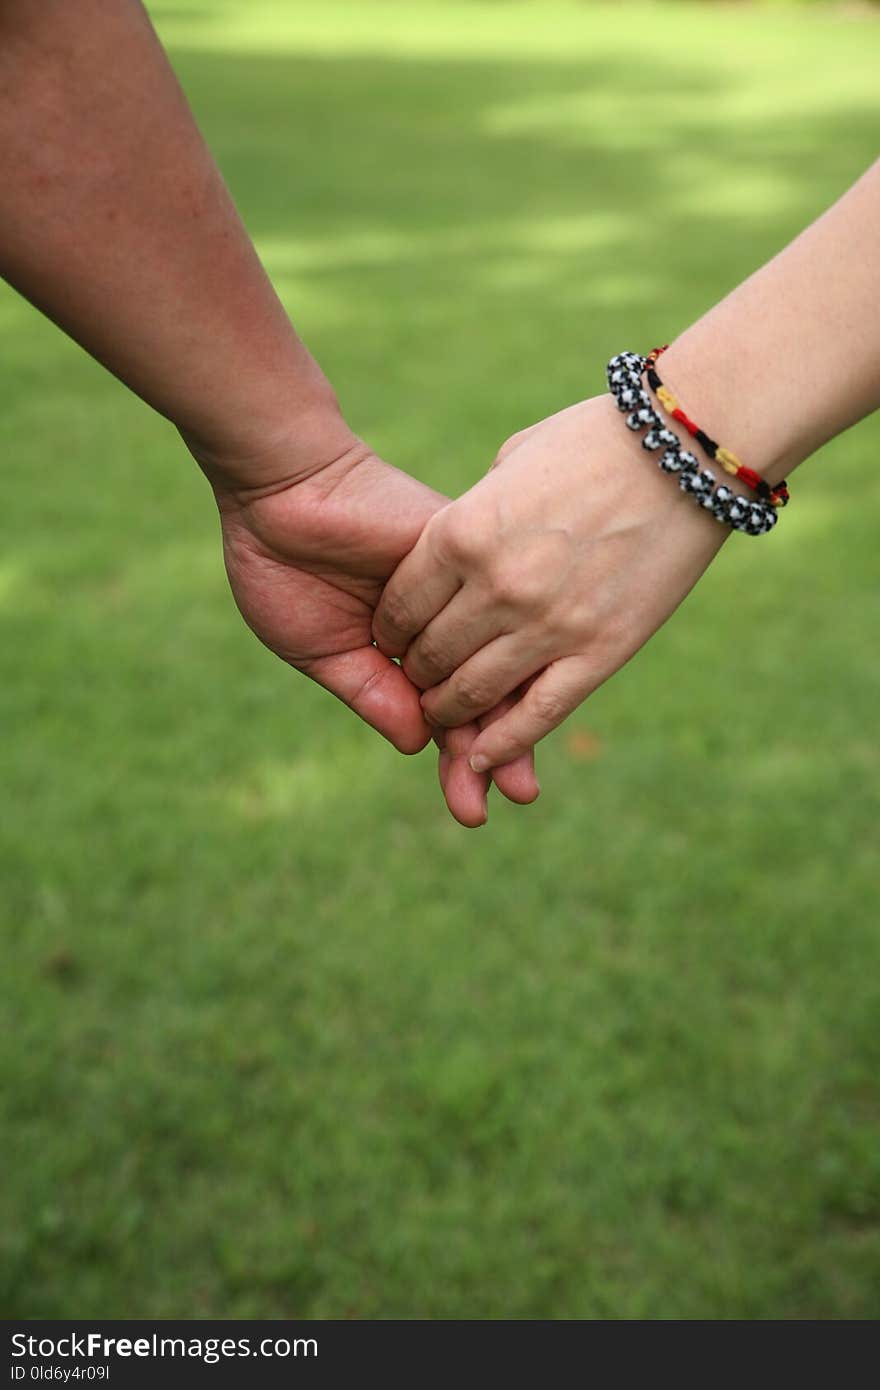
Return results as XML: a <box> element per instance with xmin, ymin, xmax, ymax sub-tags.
<box><xmin>166</xmin><ymin>44</ymin><xmax>879</xmax><ymax>411</ymax></box>
<box><xmin>141</xmin><ymin>42</ymin><xmax>880</xmax><ymax>488</ymax></box>
<box><xmin>162</xmin><ymin>45</ymin><xmax>878</xmax><ymax>246</ymax></box>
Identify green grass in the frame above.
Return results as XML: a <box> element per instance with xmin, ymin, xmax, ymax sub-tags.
<box><xmin>2</xmin><ymin>0</ymin><xmax>879</xmax><ymax>1319</ymax></box>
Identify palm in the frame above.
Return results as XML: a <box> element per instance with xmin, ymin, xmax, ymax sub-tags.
<box><xmin>218</xmin><ymin>450</ymin><xmax>444</xmax><ymax>752</ymax></box>
<box><xmin>214</xmin><ymin>450</ymin><xmax>539</xmax><ymax>823</ymax></box>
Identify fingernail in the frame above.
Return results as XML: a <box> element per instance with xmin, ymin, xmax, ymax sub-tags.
<box><xmin>469</xmin><ymin>754</ymin><xmax>490</xmax><ymax>773</ymax></box>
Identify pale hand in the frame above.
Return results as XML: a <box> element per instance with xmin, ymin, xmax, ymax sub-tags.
<box><xmin>373</xmin><ymin>395</ymin><xmax>730</xmax><ymax>771</ymax></box>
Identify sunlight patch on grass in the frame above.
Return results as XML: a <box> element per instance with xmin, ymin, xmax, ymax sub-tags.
<box><xmin>482</xmin><ymin>66</ymin><xmax>879</xmax><ymax>145</ymax></box>
<box><xmin>221</xmin><ymin>754</ymin><xmax>349</xmax><ymax>821</ymax></box>
<box><xmin>0</xmin><ymin>560</ymin><xmax>27</xmax><ymax>611</ymax></box>
<box><xmin>256</xmin><ymin>229</ymin><xmax>420</xmax><ymax>274</ymax></box>
<box><xmin>152</xmin><ymin>2</ymin><xmax>631</xmax><ymax>60</ymax></box>
<box><xmin>150</xmin><ymin>1</ymin><xmax>879</xmax><ymax>67</ymax></box>
<box><xmin>256</xmin><ymin>211</ymin><xmax>634</xmax><ymax>277</ymax></box>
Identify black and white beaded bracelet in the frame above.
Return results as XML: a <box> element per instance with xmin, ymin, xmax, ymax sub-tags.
<box><xmin>606</xmin><ymin>352</ymin><xmax>778</xmax><ymax>536</ymax></box>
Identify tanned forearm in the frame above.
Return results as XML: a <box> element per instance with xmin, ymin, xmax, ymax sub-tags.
<box><xmin>0</xmin><ymin>0</ymin><xmax>349</xmax><ymax>488</ymax></box>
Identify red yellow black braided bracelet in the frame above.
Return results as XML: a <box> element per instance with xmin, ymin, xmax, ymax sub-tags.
<box><xmin>645</xmin><ymin>346</ymin><xmax>789</xmax><ymax>507</ymax></box>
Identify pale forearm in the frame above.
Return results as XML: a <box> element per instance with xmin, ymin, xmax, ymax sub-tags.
<box><xmin>659</xmin><ymin>158</ymin><xmax>880</xmax><ymax>487</ymax></box>
<box><xmin>0</xmin><ymin>0</ymin><xmax>346</xmax><ymax>486</ymax></box>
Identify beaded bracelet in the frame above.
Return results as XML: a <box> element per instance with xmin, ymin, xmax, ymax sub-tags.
<box><xmin>645</xmin><ymin>346</ymin><xmax>789</xmax><ymax>507</ymax></box>
<box><xmin>606</xmin><ymin>351</ymin><xmax>779</xmax><ymax>536</ymax></box>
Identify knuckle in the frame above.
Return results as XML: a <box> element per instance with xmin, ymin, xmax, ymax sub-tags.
<box><xmin>432</xmin><ymin>508</ymin><xmax>473</xmax><ymax>564</ymax></box>
<box><xmin>531</xmin><ymin>686</ymin><xmax>569</xmax><ymax>727</ymax></box>
<box><xmin>493</xmin><ymin>430</ymin><xmax>527</xmax><ymax>466</ymax></box>
<box><xmin>559</xmin><ymin>604</ymin><xmax>595</xmax><ymax>646</ymax></box>
<box><xmin>380</xmin><ymin>586</ymin><xmax>411</xmax><ymax>635</ymax></box>
<box><xmin>489</xmin><ymin>560</ymin><xmax>546</xmax><ymax>611</ymax></box>
<box><xmin>407</xmin><ymin>633</ymin><xmax>445</xmax><ymax>682</ymax></box>
<box><xmin>513</xmin><ymin>568</ymin><xmax>548</xmax><ymax>611</ymax></box>
<box><xmin>488</xmin><ymin>563</ymin><xmax>524</xmax><ymax>608</ymax></box>
<box><xmin>417</xmin><ymin>630</ymin><xmax>444</xmax><ymax>667</ymax></box>
<box><xmin>452</xmin><ymin>676</ymin><xmax>493</xmax><ymax>714</ymax></box>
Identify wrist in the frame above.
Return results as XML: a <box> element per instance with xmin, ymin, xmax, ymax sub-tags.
<box><xmin>658</xmin><ymin>331</ymin><xmax>806</xmax><ymax>489</ymax></box>
<box><xmin>184</xmin><ymin>381</ymin><xmax>359</xmax><ymax>500</ymax></box>
<box><xmin>596</xmin><ymin>391</ymin><xmax>732</xmax><ymax>553</ymax></box>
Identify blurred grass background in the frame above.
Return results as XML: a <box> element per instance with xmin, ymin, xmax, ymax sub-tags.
<box><xmin>1</xmin><ymin>0</ymin><xmax>879</xmax><ymax>1318</ymax></box>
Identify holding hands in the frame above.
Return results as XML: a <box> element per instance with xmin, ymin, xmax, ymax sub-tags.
<box><xmin>209</xmin><ymin>391</ymin><xmax>727</xmax><ymax>825</ymax></box>
<box><xmin>207</xmin><ymin>430</ymin><xmax>541</xmax><ymax>827</ymax></box>
<box><xmin>374</xmin><ymin>145</ymin><xmax>880</xmax><ymax>801</ymax></box>
<box><xmin>374</xmin><ymin>395</ymin><xmax>726</xmax><ymax>779</ymax></box>
<box><xmin>3</xmin><ymin>2</ymin><xmax>878</xmax><ymax>826</ymax></box>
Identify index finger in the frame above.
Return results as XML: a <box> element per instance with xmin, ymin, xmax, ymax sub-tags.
<box><xmin>372</xmin><ymin>516</ymin><xmax>461</xmax><ymax>657</ymax></box>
